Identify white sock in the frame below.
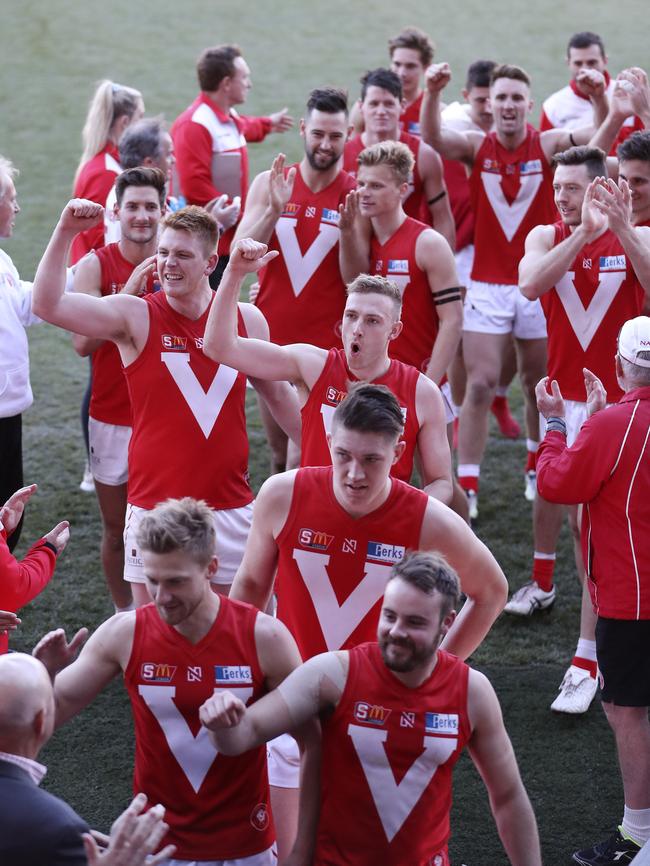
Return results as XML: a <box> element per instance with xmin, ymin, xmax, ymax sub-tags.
<box><xmin>622</xmin><ymin>806</ymin><xmax>650</xmax><ymax>845</ymax></box>
<box><xmin>526</xmin><ymin>438</ymin><xmax>538</xmax><ymax>454</ymax></box>
<box><xmin>458</xmin><ymin>464</ymin><xmax>480</xmax><ymax>478</ymax></box>
<box><xmin>575</xmin><ymin>639</ymin><xmax>597</xmax><ymax>662</ymax></box>
<box><xmin>495</xmin><ymin>386</ymin><xmax>508</xmax><ymax>397</ymax></box>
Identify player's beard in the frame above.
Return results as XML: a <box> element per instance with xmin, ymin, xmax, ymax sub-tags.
<box><xmin>305</xmin><ymin>147</ymin><xmax>340</xmax><ymax>173</ymax></box>
<box><xmin>379</xmin><ymin>633</ymin><xmax>439</xmax><ymax>673</ymax></box>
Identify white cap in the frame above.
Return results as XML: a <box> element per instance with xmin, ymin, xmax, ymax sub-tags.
<box><xmin>618</xmin><ymin>316</ymin><xmax>650</xmax><ymax>368</ymax></box>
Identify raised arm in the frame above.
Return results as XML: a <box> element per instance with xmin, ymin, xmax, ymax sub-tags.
<box><xmin>467</xmin><ymin>670</ymin><xmax>542</xmax><ymax>866</ymax></box>
<box><xmin>233</xmin><ymin>155</ymin><xmax>295</xmax><ymax>245</ymax></box>
<box><xmin>421</xmin><ymin>500</ymin><xmax>508</xmax><ymax>659</ymax></box>
<box><xmin>414</xmin><ymin>375</ymin><xmax>453</xmax><ymax>505</ymax></box>
<box><xmin>203</xmin><ymin>238</ymin><xmax>326</xmax><ymax>385</ymax></box>
<box><xmin>420</xmin><ymin>64</ymin><xmax>482</xmax><ymax>164</ymax></box>
<box><xmin>541</xmin><ymin>70</ymin><xmax>608</xmax><ymax>160</ymax></box>
<box><xmin>418</xmin><ymin>141</ymin><xmax>455</xmax><ymax>249</ymax></box>
<box><xmin>416</xmin><ymin>229</ymin><xmax>463</xmax><ymax>386</ymax></box>
<box><xmin>70</xmin><ymin>252</ymin><xmax>106</xmax><ymax>356</ymax></box>
<box><xmin>32</xmin><ymin>200</ymin><xmax>146</xmax><ymax>347</ymax></box>
<box><xmin>338</xmin><ymin>189</ymin><xmax>372</xmax><ymax>284</ymax></box>
<box><xmin>592</xmin><ymin>179</ymin><xmax>650</xmax><ymax>293</ymax></box>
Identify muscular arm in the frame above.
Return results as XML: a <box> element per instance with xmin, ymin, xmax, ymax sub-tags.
<box><xmin>414</xmin><ymin>375</ymin><xmax>453</xmax><ymax>504</ymax></box>
<box><xmin>70</xmin><ymin>253</ymin><xmax>105</xmax><ymax>356</ymax></box>
<box><xmin>518</xmin><ymin>223</ymin><xmax>585</xmax><ymax>299</ymax></box>
<box><xmin>420</xmin><ymin>64</ymin><xmax>481</xmax><ymax>164</ymax></box>
<box><xmin>234</xmin><ymin>156</ymin><xmax>297</xmax><ymax>245</ymax></box>
<box><xmin>32</xmin><ymin>201</ymin><xmax>146</xmax><ymax>351</ymax></box>
<box><xmin>416</xmin><ymin>230</ymin><xmax>463</xmax><ymax>385</ymax></box>
<box><xmin>229</xmin><ymin>472</ymin><xmax>294</xmax><ymax>610</ymax></box>
<box><xmin>338</xmin><ymin>190</ymin><xmax>372</xmax><ymax>285</ymax></box>
<box><xmin>420</xmin><ymin>500</ymin><xmax>508</xmax><ymax>658</ymax></box>
<box><xmin>419</xmin><ymin>142</ymin><xmax>455</xmax><ymax>249</ymax></box>
<box><xmin>467</xmin><ymin>670</ymin><xmax>542</xmax><ymax>866</ymax></box>
<box><xmin>202</xmin><ymin>239</ymin><xmax>326</xmax><ymax>386</ymax></box>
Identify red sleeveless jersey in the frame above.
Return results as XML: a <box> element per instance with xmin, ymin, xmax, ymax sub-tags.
<box><xmin>300</xmin><ymin>348</ymin><xmax>420</xmax><ymax>482</ymax></box>
<box><xmin>124</xmin><ymin>292</ymin><xmax>252</xmax><ymax>509</ymax></box>
<box><xmin>90</xmin><ymin>244</ymin><xmax>156</xmax><ymax>426</ymax></box>
<box><xmin>275</xmin><ymin>467</ymin><xmax>428</xmax><ymax>659</ymax></box>
<box><xmin>470</xmin><ymin>129</ymin><xmax>556</xmax><ymax>284</ymax></box>
<box><xmin>370</xmin><ymin>217</ymin><xmax>439</xmax><ymax>374</ymax></box>
<box><xmin>123</xmin><ymin>599</ymin><xmax>274</xmax><ymax>860</ymax></box>
<box><xmin>255</xmin><ymin>165</ymin><xmax>355</xmax><ymax>349</ymax></box>
<box><xmin>541</xmin><ymin>223</ymin><xmax>645</xmax><ymax>401</ymax></box>
<box><xmin>399</xmin><ymin>92</ymin><xmax>423</xmax><ymax>138</ymax></box>
<box><xmin>315</xmin><ymin>643</ymin><xmax>471</xmax><ymax>865</ymax></box>
<box><xmin>344</xmin><ymin>132</ymin><xmax>430</xmax><ymax>225</ymax></box>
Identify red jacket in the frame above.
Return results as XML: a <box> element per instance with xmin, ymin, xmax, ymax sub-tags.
<box><xmin>0</xmin><ymin>529</ymin><xmax>57</xmax><ymax>652</ymax></box>
<box><xmin>537</xmin><ymin>386</ymin><xmax>650</xmax><ymax>619</ymax></box>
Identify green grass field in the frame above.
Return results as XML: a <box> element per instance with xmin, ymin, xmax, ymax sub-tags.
<box><xmin>3</xmin><ymin>1</ymin><xmax>648</xmax><ymax>862</ymax></box>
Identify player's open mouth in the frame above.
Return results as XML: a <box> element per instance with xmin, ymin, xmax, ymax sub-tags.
<box><xmin>164</xmin><ymin>273</ymin><xmax>183</xmax><ymax>281</ymax></box>
<box><xmin>350</xmin><ymin>342</ymin><xmax>361</xmax><ymax>355</ymax></box>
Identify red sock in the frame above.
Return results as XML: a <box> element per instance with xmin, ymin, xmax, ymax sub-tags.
<box><xmin>525</xmin><ymin>450</ymin><xmax>537</xmax><ymax>473</ymax></box>
<box><xmin>532</xmin><ymin>556</ymin><xmax>555</xmax><ymax>592</ymax></box>
<box><xmin>458</xmin><ymin>475</ymin><xmax>478</xmax><ymax>494</ymax></box>
<box><xmin>492</xmin><ymin>394</ymin><xmax>507</xmax><ymax>411</ymax></box>
<box><xmin>572</xmin><ymin>656</ymin><xmax>598</xmax><ymax>678</ymax></box>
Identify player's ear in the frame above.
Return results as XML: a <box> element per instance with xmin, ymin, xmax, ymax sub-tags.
<box><xmin>392</xmin><ymin>438</ymin><xmax>406</xmax><ymax>465</ymax></box>
<box><xmin>461</xmin><ymin>88</ymin><xmax>469</xmax><ymax>100</ymax></box>
<box><xmin>439</xmin><ymin>608</ymin><xmax>457</xmax><ymax>642</ymax></box>
<box><xmin>113</xmin><ymin>201</ymin><xmax>120</xmax><ymax>218</ymax></box>
<box><xmin>205</xmin><ymin>252</ymin><xmax>219</xmax><ymax>276</ymax></box>
<box><xmin>206</xmin><ymin>555</ymin><xmax>219</xmax><ymax>581</ymax></box>
<box><xmin>389</xmin><ymin>319</ymin><xmax>403</xmax><ymax>341</ymax></box>
<box><xmin>299</xmin><ymin>117</ymin><xmax>306</xmax><ymax>137</ymax></box>
<box><xmin>346</xmin><ymin>123</ymin><xmax>354</xmax><ymax>141</ymax></box>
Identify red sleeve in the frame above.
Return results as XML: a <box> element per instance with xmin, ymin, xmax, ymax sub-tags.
<box><xmin>239</xmin><ymin>115</ymin><xmax>272</xmax><ymax>142</ymax></box>
<box><xmin>173</xmin><ymin>120</ymin><xmax>221</xmax><ymax>206</ymax></box>
<box><xmin>536</xmin><ymin>418</ymin><xmax>617</xmax><ymax>504</ymax></box>
<box><xmin>0</xmin><ymin>530</ymin><xmax>57</xmax><ymax>612</ymax></box>
<box><xmin>538</xmin><ymin>109</ymin><xmax>553</xmax><ymax>131</ymax></box>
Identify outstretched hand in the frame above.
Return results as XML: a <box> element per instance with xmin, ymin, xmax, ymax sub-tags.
<box><xmin>43</xmin><ymin>520</ymin><xmax>71</xmax><ymax>554</ymax></box>
<box><xmin>0</xmin><ymin>483</ymin><xmax>37</xmax><ymax>535</ymax></box>
<box><xmin>0</xmin><ymin>610</ymin><xmax>20</xmax><ymax>636</ymax></box>
<box><xmin>269</xmin><ymin>107</ymin><xmax>294</xmax><ymax>133</ymax></box>
<box><xmin>535</xmin><ymin>376</ymin><xmax>565</xmax><ymax>420</ymax></box>
<box><xmin>268</xmin><ymin>154</ymin><xmax>296</xmax><ymax>215</ymax></box>
<box><xmin>207</xmin><ymin>194</ymin><xmax>242</xmax><ymax>231</ymax></box>
<box><xmin>581</xmin><ymin>177</ymin><xmax>609</xmax><ymax>238</ymax></box>
<box><xmin>84</xmin><ymin>793</ymin><xmax>176</xmax><ymax>866</ymax></box>
<box><xmin>338</xmin><ymin>189</ymin><xmax>361</xmax><ymax>232</ymax></box>
<box><xmin>590</xmin><ymin>177</ymin><xmax>633</xmax><ymax>237</ymax></box>
<box><xmin>583</xmin><ymin>367</ymin><xmax>607</xmax><ymax>417</ymax></box>
<box><xmin>32</xmin><ymin>626</ymin><xmax>89</xmax><ymax>678</ymax></box>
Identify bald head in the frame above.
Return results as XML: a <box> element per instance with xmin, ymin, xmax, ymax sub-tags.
<box><xmin>0</xmin><ymin>654</ymin><xmax>55</xmax><ymax>757</ymax></box>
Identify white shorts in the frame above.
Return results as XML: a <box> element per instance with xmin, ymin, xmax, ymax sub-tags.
<box><xmin>440</xmin><ymin>381</ymin><xmax>456</xmax><ymax>424</ymax></box>
<box><xmin>540</xmin><ymin>400</ymin><xmax>613</xmax><ymax>447</ymax></box>
<box><xmin>123</xmin><ymin>501</ymin><xmax>253</xmax><ymax>585</ymax></box>
<box><xmin>88</xmin><ymin>418</ymin><xmax>131</xmax><ymax>486</ymax></box>
<box><xmin>267</xmin><ymin>732</ymin><xmax>300</xmax><ymax>789</ymax></box>
<box><xmin>463</xmin><ymin>280</ymin><xmax>547</xmax><ymax>339</ymax></box>
<box><xmin>455</xmin><ymin>244</ymin><xmax>474</xmax><ymax>288</ymax></box>
<box><xmin>160</xmin><ymin>848</ymin><xmax>274</xmax><ymax>866</ymax></box>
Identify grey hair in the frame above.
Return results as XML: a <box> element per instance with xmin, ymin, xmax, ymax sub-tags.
<box><xmin>0</xmin><ymin>155</ymin><xmax>18</xmax><ymax>199</ymax></box>
<box><xmin>620</xmin><ymin>352</ymin><xmax>650</xmax><ymax>388</ymax></box>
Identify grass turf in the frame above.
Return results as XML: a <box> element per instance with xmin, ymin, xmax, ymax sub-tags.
<box><xmin>3</xmin><ymin>0</ymin><xmax>647</xmax><ymax>861</ymax></box>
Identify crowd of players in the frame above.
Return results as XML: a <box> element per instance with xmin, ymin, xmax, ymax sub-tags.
<box><xmin>1</xmin><ymin>24</ymin><xmax>650</xmax><ymax>866</ymax></box>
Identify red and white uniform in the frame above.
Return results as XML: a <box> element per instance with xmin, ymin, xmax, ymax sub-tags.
<box><xmin>124</xmin><ymin>598</ymin><xmax>274</xmax><ymax>860</ymax></box>
<box><xmin>470</xmin><ymin>130</ymin><xmax>556</xmax><ymax>285</ymax></box>
<box><xmin>300</xmin><ymin>348</ymin><xmax>420</xmax><ymax>481</ymax></box>
<box><xmin>399</xmin><ymin>92</ymin><xmax>423</xmax><ymax>138</ymax></box>
<box><xmin>541</xmin><ymin>224</ymin><xmax>645</xmax><ymax>401</ymax></box>
<box><xmin>344</xmin><ymin>132</ymin><xmax>431</xmax><ymax>225</ymax></box>
<box><xmin>0</xmin><ymin>526</ymin><xmax>56</xmax><ymax>654</ymax></box>
<box><xmin>123</xmin><ymin>291</ymin><xmax>252</xmax><ymax>510</ymax></box>
<box><xmin>71</xmin><ymin>143</ymin><xmax>121</xmax><ymax>264</ymax></box>
<box><xmin>441</xmin><ymin>102</ymin><xmax>482</xmax><ymax>257</ymax></box>
<box><xmin>90</xmin><ymin>244</ymin><xmax>156</xmax><ymax>427</ymax></box>
<box><xmin>316</xmin><ymin>642</ymin><xmax>471</xmax><ymax>865</ymax></box>
<box><xmin>255</xmin><ymin>165</ymin><xmax>356</xmax><ymax>349</ymax></box>
<box><xmin>275</xmin><ymin>467</ymin><xmax>428</xmax><ymax>659</ymax></box>
<box><xmin>369</xmin><ymin>217</ymin><xmax>439</xmax><ymax>374</ymax></box>
<box><xmin>537</xmin><ymin>386</ymin><xmax>650</xmax><ymax>620</ymax></box>
<box><xmin>171</xmin><ymin>94</ymin><xmax>272</xmax><ymax>254</ymax></box>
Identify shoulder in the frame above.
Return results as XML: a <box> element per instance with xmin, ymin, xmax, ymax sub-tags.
<box><xmin>238</xmin><ymin>301</ymin><xmax>268</xmax><ymax>338</ymax></box>
<box><xmin>256</xmin><ymin>469</ymin><xmax>299</xmax><ymax>512</ymax></box>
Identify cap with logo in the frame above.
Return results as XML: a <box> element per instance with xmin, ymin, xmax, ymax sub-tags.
<box><xmin>618</xmin><ymin>316</ymin><xmax>650</xmax><ymax>368</ymax></box>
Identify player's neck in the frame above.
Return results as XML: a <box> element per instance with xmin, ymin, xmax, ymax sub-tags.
<box><xmin>164</xmin><ymin>280</ymin><xmax>213</xmax><ymax>320</ymax></box>
<box><xmin>362</xmin><ymin>126</ymin><xmax>400</xmax><ymax>146</ymax></box>
<box><xmin>371</xmin><ymin>208</ymin><xmax>407</xmax><ymax>245</ymax></box>
<box><xmin>334</xmin><ymin>476</ymin><xmax>393</xmax><ymax>520</ymax></box>
<box><xmin>569</xmin><ymin>220</ymin><xmax>607</xmax><ymax>241</ymax></box>
<box><xmin>403</xmin><ymin>87</ymin><xmax>422</xmax><ymax>108</ymax></box>
<box><xmin>633</xmin><ymin>206</ymin><xmax>650</xmax><ymax>227</ymax></box>
<box><xmin>173</xmin><ymin>590</ymin><xmax>220</xmax><ymax>644</ymax></box>
<box><xmin>205</xmin><ymin>89</ymin><xmax>232</xmax><ymax>116</ymax></box>
<box><xmin>346</xmin><ymin>349</ymin><xmax>391</xmax><ymax>383</ymax></box>
<box><xmin>496</xmin><ymin>127</ymin><xmax>527</xmax><ymax>151</ymax></box>
<box><xmin>119</xmin><ymin>236</ymin><xmax>157</xmax><ymax>267</ymax></box>
<box><xmin>299</xmin><ymin>158</ymin><xmax>341</xmax><ymax>193</ymax></box>
<box><xmin>387</xmin><ymin>652</ymin><xmax>438</xmax><ymax>689</ymax></box>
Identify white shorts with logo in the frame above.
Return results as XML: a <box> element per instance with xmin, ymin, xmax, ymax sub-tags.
<box><xmin>267</xmin><ymin>732</ymin><xmax>300</xmax><ymax>789</ymax></box>
<box><xmin>88</xmin><ymin>418</ymin><xmax>131</xmax><ymax>486</ymax></box>
<box><xmin>539</xmin><ymin>399</ymin><xmax>613</xmax><ymax>447</ymax></box>
<box><xmin>160</xmin><ymin>847</ymin><xmax>275</xmax><ymax>866</ymax></box>
<box><xmin>455</xmin><ymin>244</ymin><xmax>474</xmax><ymax>288</ymax></box>
<box><xmin>463</xmin><ymin>279</ymin><xmax>547</xmax><ymax>339</ymax></box>
<box><xmin>123</xmin><ymin>501</ymin><xmax>253</xmax><ymax>585</ymax></box>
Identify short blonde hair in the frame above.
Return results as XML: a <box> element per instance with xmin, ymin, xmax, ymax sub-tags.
<box><xmin>136</xmin><ymin>497</ymin><xmax>216</xmax><ymax>565</ymax></box>
<box><xmin>347</xmin><ymin>273</ymin><xmax>402</xmax><ymax>316</ymax></box>
<box><xmin>161</xmin><ymin>206</ymin><xmax>219</xmax><ymax>256</ymax></box>
<box><xmin>357</xmin><ymin>140</ymin><xmax>414</xmax><ymax>186</ymax></box>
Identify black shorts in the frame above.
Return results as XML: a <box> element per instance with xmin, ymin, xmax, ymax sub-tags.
<box><xmin>596</xmin><ymin>617</ymin><xmax>650</xmax><ymax>706</ymax></box>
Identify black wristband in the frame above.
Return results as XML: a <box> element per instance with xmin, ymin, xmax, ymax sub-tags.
<box><xmin>42</xmin><ymin>540</ymin><xmax>58</xmax><ymax>555</ymax></box>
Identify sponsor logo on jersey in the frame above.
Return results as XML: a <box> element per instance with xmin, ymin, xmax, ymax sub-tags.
<box><xmin>366</xmin><ymin>541</ymin><xmax>406</xmax><ymax>564</ymax></box>
<box><xmin>325</xmin><ymin>385</ymin><xmax>347</xmax><ymax>405</ymax></box>
<box><xmin>583</xmin><ymin>258</ymin><xmax>592</xmax><ymax>269</ymax></box>
<box><xmin>387</xmin><ymin>259</ymin><xmax>409</xmax><ymax>275</ymax></box>
<box><xmin>400</xmin><ymin>711</ymin><xmax>416</xmax><ymax>728</ymax></box>
<box><xmin>299</xmin><ymin>528</ymin><xmax>334</xmax><ymax>551</ymax></box>
<box><xmin>281</xmin><ymin>202</ymin><xmax>301</xmax><ymax>218</ymax></box>
<box><xmin>250</xmin><ymin>803</ymin><xmax>270</xmax><ymax>831</ymax></box>
<box><xmin>407</xmin><ymin>120</ymin><xmax>421</xmax><ymax>136</ymax></box>
<box><xmin>354</xmin><ymin>701</ymin><xmax>391</xmax><ymax>725</ymax></box>
<box><xmin>520</xmin><ymin>159</ymin><xmax>542</xmax><ymax>175</ymax></box>
<box><xmin>482</xmin><ymin>158</ymin><xmax>499</xmax><ymax>172</ymax></box>
<box><xmin>321</xmin><ymin>207</ymin><xmax>340</xmax><ymax>225</ymax></box>
<box><xmin>424</xmin><ymin>712</ymin><xmax>459</xmax><ymax>734</ymax></box>
<box><xmin>109</xmin><ymin>281</ymin><xmax>125</xmax><ymax>294</ymax></box>
<box><xmin>214</xmin><ymin>665</ymin><xmax>253</xmax><ymax>685</ymax></box>
<box><xmin>374</xmin><ymin>259</ymin><xmax>384</xmax><ymax>272</ymax></box>
<box><xmin>187</xmin><ymin>666</ymin><xmax>202</xmax><ymax>682</ymax></box>
<box><xmin>161</xmin><ymin>334</ymin><xmax>188</xmax><ymax>351</ymax></box>
<box><xmin>194</xmin><ymin>336</ymin><xmax>204</xmax><ymax>349</ymax></box>
<box><xmin>342</xmin><ymin>538</ymin><xmax>357</xmax><ymax>553</ymax></box>
<box><xmin>141</xmin><ymin>663</ymin><xmax>177</xmax><ymax>682</ymax></box>
<box><xmin>599</xmin><ymin>255</ymin><xmax>626</xmax><ymax>272</ymax></box>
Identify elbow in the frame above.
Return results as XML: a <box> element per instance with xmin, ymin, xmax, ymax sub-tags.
<box><xmin>518</xmin><ymin>279</ymin><xmax>540</xmax><ymax>302</ymax></box>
